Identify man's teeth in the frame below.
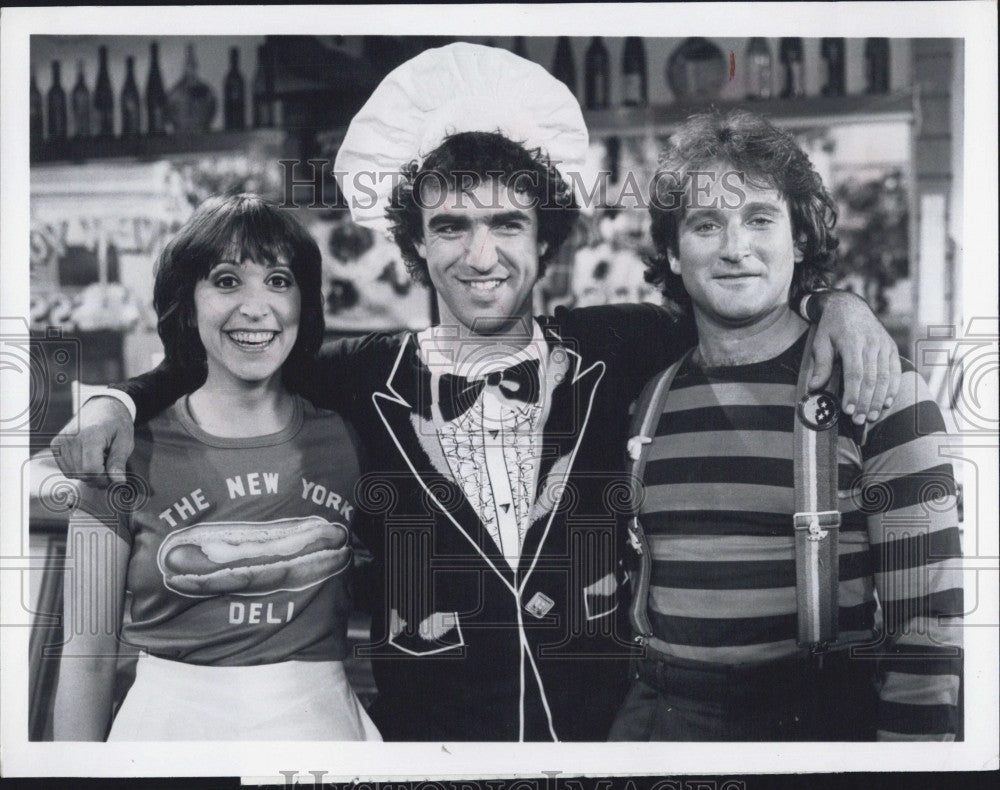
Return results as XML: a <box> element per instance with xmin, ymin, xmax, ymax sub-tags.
<box><xmin>468</xmin><ymin>279</ymin><xmax>503</xmax><ymax>291</ymax></box>
<box><xmin>228</xmin><ymin>330</ymin><xmax>276</xmax><ymax>345</ymax></box>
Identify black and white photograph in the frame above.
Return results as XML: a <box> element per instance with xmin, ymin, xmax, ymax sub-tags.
<box><xmin>0</xmin><ymin>2</ymin><xmax>997</xmax><ymax>784</ymax></box>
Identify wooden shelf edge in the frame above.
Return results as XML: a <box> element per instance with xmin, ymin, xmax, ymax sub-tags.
<box><xmin>31</xmin><ymin>127</ymin><xmax>287</xmax><ymax>165</ymax></box>
<box><xmin>584</xmin><ymin>90</ymin><xmax>916</xmax><ymax>137</ymax></box>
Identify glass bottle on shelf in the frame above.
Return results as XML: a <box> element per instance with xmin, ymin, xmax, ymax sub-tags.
<box><xmin>30</xmin><ymin>67</ymin><xmax>44</xmax><ymax>146</ymax></box>
<box><xmin>551</xmin><ymin>36</ymin><xmax>577</xmax><ymax>98</ymax></box>
<box><xmin>605</xmin><ymin>135</ymin><xmax>621</xmax><ymax>185</ymax></box>
<box><xmin>584</xmin><ymin>37</ymin><xmax>610</xmax><ymax>110</ymax></box>
<box><xmin>224</xmin><ymin>47</ymin><xmax>246</xmax><ymax>131</ymax></box>
<box><xmin>820</xmin><ymin>38</ymin><xmax>846</xmax><ymax>97</ymax></box>
<box><xmin>71</xmin><ymin>60</ymin><xmax>91</xmax><ymax>139</ymax></box>
<box><xmin>252</xmin><ymin>43</ymin><xmax>274</xmax><ymax>129</ymax></box>
<box><xmin>94</xmin><ymin>45</ymin><xmax>115</xmax><ymax>138</ymax></box>
<box><xmin>146</xmin><ymin>41</ymin><xmax>167</xmax><ymax>135</ymax></box>
<box><xmin>745</xmin><ymin>37</ymin><xmax>773</xmax><ymax>100</ymax></box>
<box><xmin>621</xmin><ymin>37</ymin><xmax>648</xmax><ymax>107</ymax></box>
<box><xmin>779</xmin><ymin>38</ymin><xmax>805</xmax><ymax>98</ymax></box>
<box><xmin>864</xmin><ymin>38</ymin><xmax>890</xmax><ymax>94</ymax></box>
<box><xmin>46</xmin><ymin>61</ymin><xmax>67</xmax><ymax>142</ymax></box>
<box><xmin>121</xmin><ymin>56</ymin><xmax>141</xmax><ymax>138</ymax></box>
<box><xmin>167</xmin><ymin>43</ymin><xmax>217</xmax><ymax>132</ymax></box>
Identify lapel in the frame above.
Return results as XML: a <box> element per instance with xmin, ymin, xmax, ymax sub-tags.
<box><xmin>519</xmin><ymin>324</ymin><xmax>606</xmax><ymax>585</ymax></box>
<box><xmin>371</xmin><ymin>335</ymin><xmax>518</xmax><ymax>594</ymax></box>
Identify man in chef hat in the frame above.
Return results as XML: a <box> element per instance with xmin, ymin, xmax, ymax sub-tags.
<box><xmin>53</xmin><ymin>42</ymin><xmax>899</xmax><ymax>741</ymax></box>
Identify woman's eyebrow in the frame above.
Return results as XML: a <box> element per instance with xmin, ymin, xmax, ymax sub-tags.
<box><xmin>211</xmin><ymin>256</ymin><xmax>292</xmax><ymax>268</ymax></box>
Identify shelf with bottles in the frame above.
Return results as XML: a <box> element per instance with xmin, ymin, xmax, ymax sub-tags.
<box><xmin>538</xmin><ymin>35</ymin><xmax>907</xmax><ymax>133</ymax></box>
<box><xmin>31</xmin><ymin>40</ymin><xmax>282</xmax><ymax>165</ymax></box>
<box><xmin>548</xmin><ymin>36</ymin><xmax>648</xmax><ymax>111</ymax></box>
<box><xmin>583</xmin><ymin>89</ymin><xmax>916</xmax><ymax>139</ymax></box>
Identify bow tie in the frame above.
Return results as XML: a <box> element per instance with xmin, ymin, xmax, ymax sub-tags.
<box><xmin>438</xmin><ymin>358</ymin><xmax>542</xmax><ymax>422</ymax></box>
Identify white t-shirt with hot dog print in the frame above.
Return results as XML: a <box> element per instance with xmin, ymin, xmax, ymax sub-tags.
<box><xmin>75</xmin><ymin>396</ymin><xmax>361</xmax><ymax>666</ymax></box>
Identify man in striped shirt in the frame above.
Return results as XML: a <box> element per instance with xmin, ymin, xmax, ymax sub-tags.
<box><xmin>609</xmin><ymin>110</ymin><xmax>963</xmax><ymax>741</ymax></box>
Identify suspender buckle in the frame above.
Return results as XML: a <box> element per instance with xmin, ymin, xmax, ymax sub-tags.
<box><xmin>626</xmin><ymin>434</ymin><xmax>652</xmax><ymax>461</ymax></box>
<box><xmin>627</xmin><ymin>517</ymin><xmax>644</xmax><ymax>555</ymax></box>
<box><xmin>794</xmin><ymin>510</ymin><xmax>842</xmax><ymax>536</ymax></box>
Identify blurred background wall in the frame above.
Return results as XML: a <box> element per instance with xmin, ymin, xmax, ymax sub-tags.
<box><xmin>28</xmin><ymin>35</ymin><xmax>962</xmax><ymax>379</ymax></box>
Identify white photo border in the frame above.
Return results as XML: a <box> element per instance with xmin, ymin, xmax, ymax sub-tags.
<box><xmin>1</xmin><ymin>2</ymin><xmax>997</xmax><ymax>780</ymax></box>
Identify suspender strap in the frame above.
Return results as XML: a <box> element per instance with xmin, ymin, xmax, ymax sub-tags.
<box><xmin>627</xmin><ymin>348</ymin><xmax>696</xmax><ymax>509</ymax></box>
<box><xmin>627</xmin><ymin>335</ymin><xmax>842</xmax><ymax>650</ymax></box>
<box><xmin>625</xmin><ymin>348</ymin><xmax>695</xmax><ymax>640</ymax></box>
<box><xmin>793</xmin><ymin>325</ymin><xmax>843</xmax><ymax>649</ymax></box>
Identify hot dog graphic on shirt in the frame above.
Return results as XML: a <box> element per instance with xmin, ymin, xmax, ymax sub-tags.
<box><xmin>157</xmin><ymin>516</ymin><xmax>352</xmax><ymax>598</ymax></box>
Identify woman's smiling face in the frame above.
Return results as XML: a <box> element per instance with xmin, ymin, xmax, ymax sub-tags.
<box><xmin>193</xmin><ymin>255</ymin><xmax>301</xmax><ymax>388</ymax></box>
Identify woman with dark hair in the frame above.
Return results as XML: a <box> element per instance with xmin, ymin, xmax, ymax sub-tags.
<box><xmin>53</xmin><ymin>194</ymin><xmax>381</xmax><ymax>741</ymax></box>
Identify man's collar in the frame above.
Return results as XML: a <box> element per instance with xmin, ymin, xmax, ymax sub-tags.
<box><xmin>417</xmin><ymin>319</ymin><xmax>547</xmax><ymax>379</ymax></box>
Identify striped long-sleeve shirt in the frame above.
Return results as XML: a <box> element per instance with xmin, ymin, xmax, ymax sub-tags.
<box><xmin>638</xmin><ymin>331</ymin><xmax>963</xmax><ymax>740</ymax></box>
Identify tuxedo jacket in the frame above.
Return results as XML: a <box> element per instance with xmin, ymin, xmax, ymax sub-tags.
<box><xmin>124</xmin><ymin>303</ymin><xmax>695</xmax><ymax>741</ymax></box>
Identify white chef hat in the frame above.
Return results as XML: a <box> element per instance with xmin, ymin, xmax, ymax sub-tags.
<box><xmin>334</xmin><ymin>42</ymin><xmax>589</xmax><ymax>235</ymax></box>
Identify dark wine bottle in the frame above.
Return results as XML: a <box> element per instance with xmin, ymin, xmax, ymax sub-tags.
<box><xmin>224</xmin><ymin>47</ymin><xmax>246</xmax><ymax>130</ymax></box>
<box><xmin>745</xmin><ymin>37</ymin><xmax>773</xmax><ymax>100</ymax></box>
<box><xmin>30</xmin><ymin>67</ymin><xmax>44</xmax><ymax>146</ymax></box>
<box><xmin>864</xmin><ymin>38</ymin><xmax>890</xmax><ymax>94</ymax></box>
<box><xmin>121</xmin><ymin>56</ymin><xmax>141</xmax><ymax>138</ymax></box>
<box><xmin>820</xmin><ymin>38</ymin><xmax>846</xmax><ymax>97</ymax></box>
<box><xmin>167</xmin><ymin>43</ymin><xmax>217</xmax><ymax>132</ymax></box>
<box><xmin>94</xmin><ymin>45</ymin><xmax>115</xmax><ymax>138</ymax></box>
<box><xmin>779</xmin><ymin>38</ymin><xmax>805</xmax><ymax>98</ymax></box>
<box><xmin>252</xmin><ymin>44</ymin><xmax>274</xmax><ymax>128</ymax></box>
<box><xmin>46</xmin><ymin>61</ymin><xmax>67</xmax><ymax>142</ymax></box>
<box><xmin>584</xmin><ymin>37</ymin><xmax>610</xmax><ymax>110</ymax></box>
<box><xmin>551</xmin><ymin>36</ymin><xmax>577</xmax><ymax>98</ymax></box>
<box><xmin>71</xmin><ymin>60</ymin><xmax>91</xmax><ymax>139</ymax></box>
<box><xmin>605</xmin><ymin>135</ymin><xmax>621</xmax><ymax>185</ymax></box>
<box><xmin>146</xmin><ymin>41</ymin><xmax>167</xmax><ymax>135</ymax></box>
<box><xmin>621</xmin><ymin>37</ymin><xmax>648</xmax><ymax>107</ymax></box>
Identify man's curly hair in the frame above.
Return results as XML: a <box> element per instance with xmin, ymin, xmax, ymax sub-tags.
<box><xmin>645</xmin><ymin>110</ymin><xmax>839</xmax><ymax>313</ymax></box>
<box><xmin>385</xmin><ymin>131</ymin><xmax>579</xmax><ymax>285</ymax></box>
